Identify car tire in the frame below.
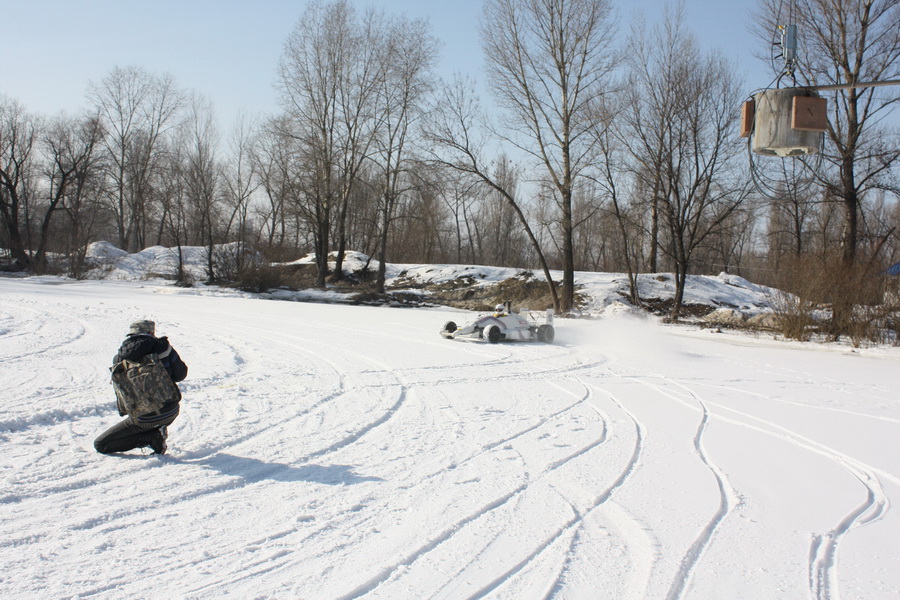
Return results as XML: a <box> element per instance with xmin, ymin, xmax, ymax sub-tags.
<box><xmin>485</xmin><ymin>325</ymin><xmax>501</xmax><ymax>343</ymax></box>
<box><xmin>537</xmin><ymin>324</ymin><xmax>555</xmax><ymax>343</ymax></box>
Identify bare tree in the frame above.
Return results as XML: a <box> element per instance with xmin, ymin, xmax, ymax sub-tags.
<box><xmin>436</xmin><ymin>169</ymin><xmax>480</xmax><ymax>264</ymax></box>
<box><xmin>36</xmin><ymin>114</ymin><xmax>104</xmax><ymax>271</ymax></box>
<box><xmin>0</xmin><ymin>97</ymin><xmax>38</xmax><ymax>269</ymax></box>
<box><xmin>253</xmin><ymin>117</ymin><xmax>295</xmax><ymax>251</ymax></box>
<box><xmin>667</xmin><ymin>62</ymin><xmax>750</xmax><ymax>315</ymax></box>
<box><xmin>331</xmin><ymin>6</ymin><xmax>394</xmax><ymax>283</ymax></box>
<box><xmin>424</xmin><ymin>76</ymin><xmax>561</xmax><ymax>310</ymax></box>
<box><xmin>696</xmin><ymin>202</ymin><xmax>758</xmax><ymax>274</ymax></box>
<box><xmin>587</xmin><ymin>98</ymin><xmax>642</xmax><ymax>305</ymax></box>
<box><xmin>477</xmin><ymin>157</ymin><xmax>529</xmax><ymax>266</ymax></box>
<box><xmin>157</xmin><ymin>141</ymin><xmax>191</xmax><ymax>281</ymax></box>
<box><xmin>766</xmin><ymin>180</ymin><xmax>820</xmax><ymax>259</ymax></box>
<box><xmin>61</xmin><ymin>115</ymin><xmax>109</xmax><ymax>277</ymax></box>
<box><xmin>221</xmin><ymin>111</ymin><xmax>261</xmax><ymax>272</ymax></box>
<box><xmin>182</xmin><ymin>94</ymin><xmax>222</xmax><ymax>282</ymax></box>
<box><xmin>88</xmin><ymin>65</ymin><xmax>184</xmax><ymax>252</ymax></box>
<box><xmin>370</xmin><ymin>15</ymin><xmax>438</xmax><ymax>293</ymax></box>
<box><xmin>626</xmin><ymin>9</ymin><xmax>750</xmax><ymax>317</ymax></box>
<box><xmin>481</xmin><ymin>0</ymin><xmax>619</xmax><ymax>312</ymax></box>
<box><xmin>277</xmin><ymin>0</ymin><xmax>388</xmax><ymax>287</ymax></box>
<box><xmin>622</xmin><ymin>8</ymin><xmax>686</xmax><ymax>273</ymax></box>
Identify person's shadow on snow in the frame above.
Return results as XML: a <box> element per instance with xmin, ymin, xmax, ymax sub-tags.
<box><xmin>186</xmin><ymin>453</ymin><xmax>383</xmax><ymax>485</ymax></box>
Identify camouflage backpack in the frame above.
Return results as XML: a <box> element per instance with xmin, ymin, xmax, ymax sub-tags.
<box><xmin>110</xmin><ymin>352</ymin><xmax>180</xmax><ymax>417</ymax></box>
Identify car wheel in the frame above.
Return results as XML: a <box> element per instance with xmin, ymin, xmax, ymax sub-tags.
<box><xmin>485</xmin><ymin>325</ymin><xmax>501</xmax><ymax>343</ymax></box>
<box><xmin>537</xmin><ymin>324</ymin><xmax>555</xmax><ymax>343</ymax></box>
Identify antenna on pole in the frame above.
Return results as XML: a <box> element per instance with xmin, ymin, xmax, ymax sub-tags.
<box><xmin>780</xmin><ymin>24</ymin><xmax>798</xmax><ymax>78</ymax></box>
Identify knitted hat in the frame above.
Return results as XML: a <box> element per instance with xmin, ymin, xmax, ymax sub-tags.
<box><xmin>128</xmin><ymin>320</ymin><xmax>156</xmax><ymax>335</ymax></box>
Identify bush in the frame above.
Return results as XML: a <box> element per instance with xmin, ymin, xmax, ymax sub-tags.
<box><xmin>768</xmin><ymin>253</ymin><xmax>892</xmax><ymax>345</ymax></box>
<box><xmin>765</xmin><ymin>255</ymin><xmax>820</xmax><ymax>340</ymax></box>
<box><xmin>233</xmin><ymin>264</ymin><xmax>285</xmax><ymax>293</ymax></box>
<box><xmin>769</xmin><ymin>290</ymin><xmax>817</xmax><ymax>341</ymax></box>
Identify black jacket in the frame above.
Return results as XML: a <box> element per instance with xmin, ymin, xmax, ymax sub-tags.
<box><xmin>114</xmin><ymin>334</ymin><xmax>188</xmax><ymax>381</ymax></box>
<box><xmin>113</xmin><ymin>333</ymin><xmax>188</xmax><ymax>416</ymax></box>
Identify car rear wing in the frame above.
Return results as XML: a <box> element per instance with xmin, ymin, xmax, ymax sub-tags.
<box><xmin>521</xmin><ymin>308</ymin><xmax>553</xmax><ymax>325</ymax></box>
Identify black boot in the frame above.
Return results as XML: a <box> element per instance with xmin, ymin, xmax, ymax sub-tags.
<box><xmin>149</xmin><ymin>426</ymin><xmax>167</xmax><ymax>455</ymax></box>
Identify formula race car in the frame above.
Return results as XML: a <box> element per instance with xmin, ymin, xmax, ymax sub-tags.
<box><xmin>440</xmin><ymin>303</ymin><xmax>555</xmax><ymax>343</ymax></box>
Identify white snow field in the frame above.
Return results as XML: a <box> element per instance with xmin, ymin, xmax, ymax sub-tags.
<box><xmin>1</xmin><ymin>277</ymin><xmax>899</xmax><ymax>600</ymax></box>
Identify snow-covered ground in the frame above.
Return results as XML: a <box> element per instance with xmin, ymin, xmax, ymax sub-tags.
<box><xmin>2</xmin><ymin>264</ymin><xmax>899</xmax><ymax>598</ymax></box>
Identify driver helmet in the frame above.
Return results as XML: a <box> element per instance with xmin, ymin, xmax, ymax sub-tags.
<box><xmin>494</xmin><ymin>303</ymin><xmax>507</xmax><ymax>316</ymax></box>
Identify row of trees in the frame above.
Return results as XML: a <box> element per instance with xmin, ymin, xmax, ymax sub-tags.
<box><xmin>2</xmin><ymin>0</ymin><xmax>899</xmax><ymax>321</ymax></box>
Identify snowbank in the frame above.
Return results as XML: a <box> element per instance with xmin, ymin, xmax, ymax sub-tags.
<box><xmin>81</xmin><ymin>241</ymin><xmax>778</xmax><ymax>318</ymax></box>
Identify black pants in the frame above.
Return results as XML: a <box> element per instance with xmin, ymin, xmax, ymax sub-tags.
<box><xmin>94</xmin><ymin>404</ymin><xmax>179</xmax><ymax>454</ymax></box>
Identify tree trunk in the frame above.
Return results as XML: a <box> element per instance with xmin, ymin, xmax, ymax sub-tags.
<box><xmin>561</xmin><ymin>190</ymin><xmax>576</xmax><ymax>313</ymax></box>
<box><xmin>315</xmin><ymin>207</ymin><xmax>330</xmax><ymax>288</ymax></box>
<box><xmin>649</xmin><ymin>194</ymin><xmax>659</xmax><ymax>272</ymax></box>
<box><xmin>839</xmin><ymin>162</ymin><xmax>859</xmax><ymax>264</ymax></box>
<box><xmin>672</xmin><ymin>263</ymin><xmax>687</xmax><ymax>320</ymax></box>
<box><xmin>376</xmin><ymin>205</ymin><xmax>390</xmax><ymax>294</ymax></box>
<box><xmin>0</xmin><ymin>189</ymin><xmax>30</xmax><ymax>269</ymax></box>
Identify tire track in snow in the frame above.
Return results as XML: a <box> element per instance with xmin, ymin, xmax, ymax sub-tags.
<box><xmin>177</xmin><ymin>315</ymin><xmax>407</xmax><ymax>464</ymax></box>
<box><xmin>694</xmin><ymin>398</ymin><xmax>891</xmax><ymax>600</ymax></box>
<box><xmin>0</xmin><ymin>298</ymin><xmax>112</xmax><ymax>476</ymax></box>
<box><xmin>410</xmin><ymin>380</ymin><xmax>598</xmax><ymax>486</ymax></box>
<box><xmin>539</xmin><ymin>383</ymin><xmax>651</xmax><ymax>600</ymax></box>
<box><xmin>399</xmin><ymin>356</ymin><xmax>612</xmax><ymax>389</ymax></box>
<box><xmin>333</xmin><ymin>485</ymin><xmax>528</xmax><ymax>600</ymax></box>
<box><xmin>654</xmin><ymin>374</ymin><xmax>890</xmax><ymax>600</ymax></box>
<box><xmin>809</xmin><ymin>466</ymin><xmax>886</xmax><ymax>600</ymax></box>
<box><xmin>665</xmin><ymin>398</ymin><xmax>733</xmax><ymax>600</ymax></box>
<box><xmin>0</xmin><ymin>299</ymin><xmax>87</xmax><ymax>363</ymax></box>
<box><xmin>183</xmin><ymin>307</ymin><xmax>598</xmax><ymax>471</ymax></box>
<box><xmin>709</xmin><ymin>348</ymin><xmax>897</xmax><ymax>405</ymax></box>
<box><xmin>696</xmin><ymin>380</ymin><xmax>900</xmax><ymax>427</ymax></box>
<box><xmin>424</xmin><ymin>383</ymin><xmax>646</xmax><ymax>600</ymax></box>
<box><xmin>231</xmin><ymin>323</ymin><xmax>411</xmax><ymax>465</ymax></box>
<box><xmin>0</xmin><ymin>403</ymin><xmax>108</xmax><ymax>435</ymax></box>
<box><xmin>634</xmin><ymin>378</ymin><xmax>739</xmax><ymax>600</ymax></box>
<box><xmin>331</xmin><ymin>381</ymin><xmax>613</xmax><ymax>599</ymax></box>
<box><xmin>298</xmin><ymin>387</ymin><xmax>409</xmax><ymax>463</ymax></box>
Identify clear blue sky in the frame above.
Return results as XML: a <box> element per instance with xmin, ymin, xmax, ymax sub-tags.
<box><xmin>1</xmin><ymin>0</ymin><xmax>770</xmax><ymax>128</ymax></box>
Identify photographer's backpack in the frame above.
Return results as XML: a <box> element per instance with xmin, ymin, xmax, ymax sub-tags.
<box><xmin>110</xmin><ymin>353</ymin><xmax>179</xmax><ymax>417</ymax></box>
